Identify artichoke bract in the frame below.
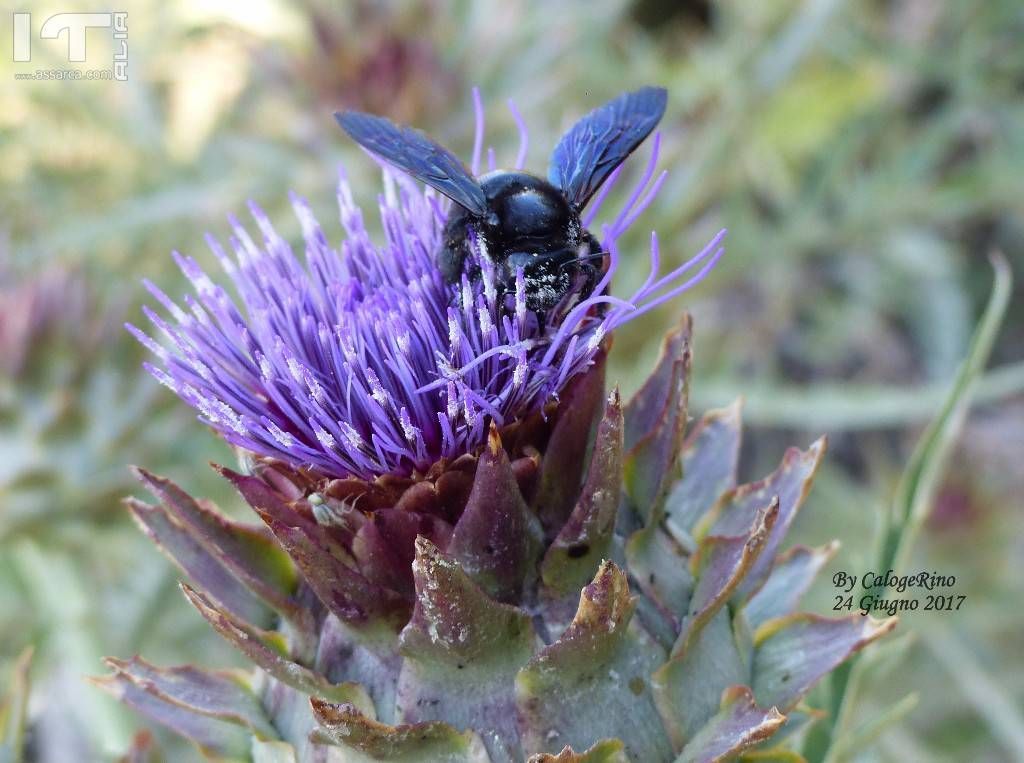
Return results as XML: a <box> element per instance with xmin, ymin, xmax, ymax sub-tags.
<box><xmin>101</xmin><ymin>94</ymin><xmax>894</xmax><ymax>762</ymax></box>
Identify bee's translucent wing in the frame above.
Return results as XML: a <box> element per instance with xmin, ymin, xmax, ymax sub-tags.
<box><xmin>548</xmin><ymin>87</ymin><xmax>667</xmax><ymax>210</ymax></box>
<box><xmin>335</xmin><ymin>111</ymin><xmax>487</xmax><ymax>217</ymax></box>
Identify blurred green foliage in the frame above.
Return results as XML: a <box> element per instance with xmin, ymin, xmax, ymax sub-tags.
<box><xmin>2</xmin><ymin>0</ymin><xmax>1022</xmax><ymax>760</ymax></box>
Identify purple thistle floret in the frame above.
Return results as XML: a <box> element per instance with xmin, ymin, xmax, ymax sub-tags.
<box><xmin>129</xmin><ymin>94</ymin><xmax>725</xmax><ymax>481</ymax></box>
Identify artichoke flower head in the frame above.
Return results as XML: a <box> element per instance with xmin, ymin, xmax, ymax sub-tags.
<box><xmin>101</xmin><ymin>89</ymin><xmax>894</xmax><ymax>763</ymax></box>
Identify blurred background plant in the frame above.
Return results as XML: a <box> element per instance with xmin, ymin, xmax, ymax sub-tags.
<box><xmin>1</xmin><ymin>0</ymin><xmax>1022</xmax><ymax>760</ymax></box>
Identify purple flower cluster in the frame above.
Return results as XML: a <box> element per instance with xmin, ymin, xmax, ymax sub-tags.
<box><xmin>129</xmin><ymin>94</ymin><xmax>724</xmax><ymax>480</ymax></box>
<box><xmin>2</xmin><ymin>258</ymin><xmax>90</xmax><ymax>377</ymax></box>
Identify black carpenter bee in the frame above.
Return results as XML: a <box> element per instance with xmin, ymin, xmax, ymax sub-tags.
<box><xmin>335</xmin><ymin>87</ymin><xmax>667</xmax><ymax>318</ymax></box>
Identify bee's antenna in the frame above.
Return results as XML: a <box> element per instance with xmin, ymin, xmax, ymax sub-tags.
<box><xmin>557</xmin><ymin>251</ymin><xmax>608</xmax><ymax>271</ymax></box>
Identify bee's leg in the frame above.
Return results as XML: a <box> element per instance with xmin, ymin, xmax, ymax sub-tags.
<box><xmin>438</xmin><ymin>211</ymin><xmax>474</xmax><ymax>283</ymax></box>
<box><xmin>585</xmin><ymin>232</ymin><xmax>608</xmax><ymax>275</ymax></box>
<box><xmin>578</xmin><ymin>261</ymin><xmax>601</xmax><ymax>304</ymax></box>
<box><xmin>536</xmin><ymin>311</ymin><xmax>547</xmax><ymax>334</ymax></box>
<box><xmin>438</xmin><ymin>241</ymin><xmax>466</xmax><ymax>284</ymax></box>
